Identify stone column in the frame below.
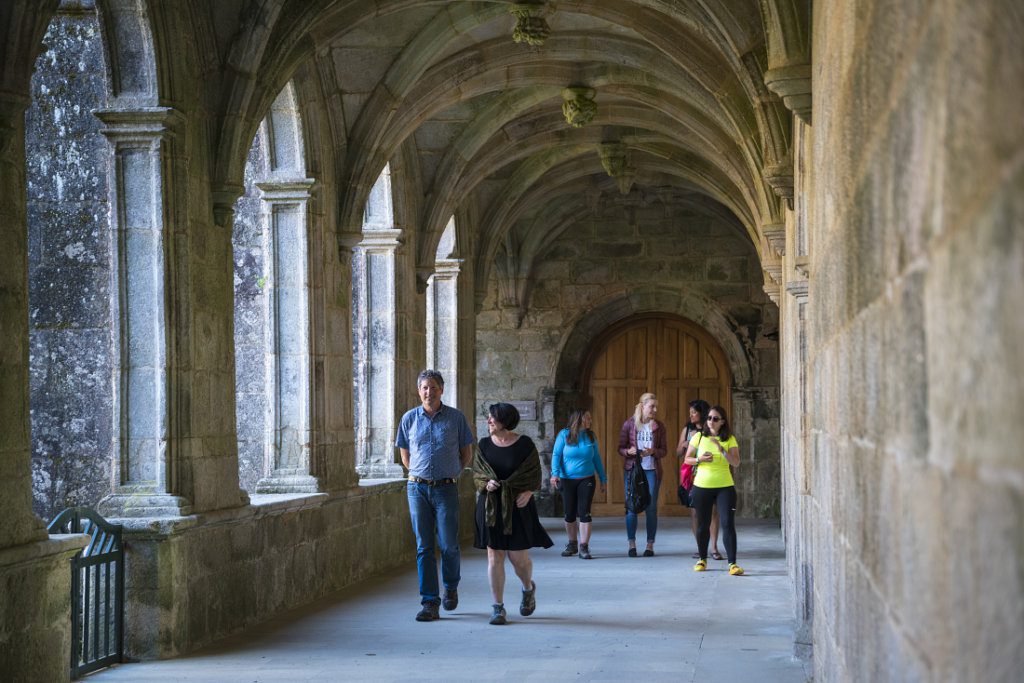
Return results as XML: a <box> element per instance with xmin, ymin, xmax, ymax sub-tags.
<box><xmin>352</xmin><ymin>229</ymin><xmax>405</xmax><ymax>478</ymax></box>
<box><xmin>254</xmin><ymin>179</ymin><xmax>320</xmax><ymax>493</ymax></box>
<box><xmin>0</xmin><ymin>85</ymin><xmax>91</xmax><ymax>683</ymax></box>
<box><xmin>426</xmin><ymin>258</ymin><xmax>462</xmax><ymax>410</ymax></box>
<box><xmin>0</xmin><ymin>93</ymin><xmax>49</xmax><ymax>549</ymax></box>
<box><xmin>95</xmin><ymin>108</ymin><xmax>191</xmax><ymax>517</ymax></box>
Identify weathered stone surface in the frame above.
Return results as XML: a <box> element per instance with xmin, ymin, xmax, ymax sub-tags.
<box><xmin>26</xmin><ymin>7</ymin><xmax>113</xmax><ymax>523</ymax></box>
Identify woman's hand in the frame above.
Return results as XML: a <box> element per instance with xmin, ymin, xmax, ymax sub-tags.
<box><xmin>600</xmin><ymin>483</ymin><xmax>607</xmax><ymax>495</ymax></box>
<box><xmin>550</xmin><ymin>476</ymin><xmax>561</xmax><ymax>488</ymax></box>
<box><xmin>486</xmin><ymin>479</ymin><xmax>500</xmax><ymax>492</ymax></box>
<box><xmin>515</xmin><ymin>491</ymin><xmax>533</xmax><ymax>508</ymax></box>
<box><xmin>627</xmin><ymin>446</ymin><xmax>637</xmax><ymax>456</ymax></box>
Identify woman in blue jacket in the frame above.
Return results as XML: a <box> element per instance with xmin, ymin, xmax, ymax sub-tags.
<box><xmin>550</xmin><ymin>409</ymin><xmax>607</xmax><ymax>560</ymax></box>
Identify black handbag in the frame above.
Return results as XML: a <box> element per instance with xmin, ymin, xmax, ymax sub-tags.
<box><xmin>625</xmin><ymin>460</ymin><xmax>651</xmax><ymax>513</ymax></box>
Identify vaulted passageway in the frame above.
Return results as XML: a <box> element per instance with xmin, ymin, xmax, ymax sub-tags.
<box><xmin>1</xmin><ymin>2</ymin><xmax>1020</xmax><ymax>682</ymax></box>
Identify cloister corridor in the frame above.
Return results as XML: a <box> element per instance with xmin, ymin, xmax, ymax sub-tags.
<box><xmin>2</xmin><ymin>2</ymin><xmax>1020</xmax><ymax>681</ymax></box>
<box><xmin>88</xmin><ymin>517</ymin><xmax>807</xmax><ymax>682</ymax></box>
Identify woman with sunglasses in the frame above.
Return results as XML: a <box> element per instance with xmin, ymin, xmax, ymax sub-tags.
<box><xmin>683</xmin><ymin>405</ymin><xmax>744</xmax><ymax>575</ymax></box>
<box><xmin>675</xmin><ymin>399</ymin><xmax>723</xmax><ymax>560</ymax></box>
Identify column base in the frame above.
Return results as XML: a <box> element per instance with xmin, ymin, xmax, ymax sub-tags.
<box><xmin>255</xmin><ymin>470</ymin><xmax>321</xmax><ymax>494</ymax></box>
<box><xmin>97</xmin><ymin>486</ymin><xmax>194</xmax><ymax>517</ymax></box>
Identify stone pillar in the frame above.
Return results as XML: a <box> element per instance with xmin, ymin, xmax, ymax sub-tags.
<box><xmin>426</xmin><ymin>258</ymin><xmax>462</xmax><ymax>409</ymax></box>
<box><xmin>352</xmin><ymin>229</ymin><xmax>405</xmax><ymax>478</ymax></box>
<box><xmin>254</xmin><ymin>179</ymin><xmax>320</xmax><ymax>493</ymax></box>
<box><xmin>0</xmin><ymin>93</ymin><xmax>49</xmax><ymax>549</ymax></box>
<box><xmin>0</xmin><ymin>85</ymin><xmax>91</xmax><ymax>683</ymax></box>
<box><xmin>94</xmin><ymin>108</ymin><xmax>191</xmax><ymax>517</ymax></box>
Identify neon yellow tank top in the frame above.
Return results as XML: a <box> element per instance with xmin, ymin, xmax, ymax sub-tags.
<box><xmin>690</xmin><ymin>433</ymin><xmax>737</xmax><ymax>488</ymax></box>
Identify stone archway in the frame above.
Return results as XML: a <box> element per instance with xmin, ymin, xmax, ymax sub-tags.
<box><xmin>546</xmin><ymin>287</ymin><xmax>777</xmax><ymax>519</ymax></box>
<box><xmin>552</xmin><ymin>286</ymin><xmax>753</xmax><ymax>396</ymax></box>
<box><xmin>581</xmin><ymin>313</ymin><xmax>734</xmax><ymax>517</ymax></box>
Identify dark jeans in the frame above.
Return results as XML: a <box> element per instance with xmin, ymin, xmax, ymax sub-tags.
<box><xmin>407</xmin><ymin>481</ymin><xmax>460</xmax><ymax>605</ymax></box>
<box><xmin>560</xmin><ymin>476</ymin><xmax>597</xmax><ymax>523</ymax></box>
<box><xmin>691</xmin><ymin>485</ymin><xmax>737</xmax><ymax>563</ymax></box>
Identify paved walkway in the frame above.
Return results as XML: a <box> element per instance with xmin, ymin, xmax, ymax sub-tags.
<box><xmin>92</xmin><ymin>517</ymin><xmax>809</xmax><ymax>682</ymax></box>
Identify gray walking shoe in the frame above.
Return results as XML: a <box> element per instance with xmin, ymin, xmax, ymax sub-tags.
<box><xmin>578</xmin><ymin>543</ymin><xmax>593</xmax><ymax>560</ymax></box>
<box><xmin>489</xmin><ymin>603</ymin><xmax>507</xmax><ymax>625</ymax></box>
<box><xmin>561</xmin><ymin>541</ymin><xmax>578</xmax><ymax>556</ymax></box>
<box><xmin>520</xmin><ymin>581</ymin><xmax>536</xmax><ymax>616</ymax></box>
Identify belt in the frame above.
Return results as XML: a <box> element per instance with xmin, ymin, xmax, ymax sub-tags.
<box><xmin>408</xmin><ymin>475</ymin><xmax>458</xmax><ymax>486</ymax></box>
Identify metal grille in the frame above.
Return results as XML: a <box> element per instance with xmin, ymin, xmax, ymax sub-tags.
<box><xmin>48</xmin><ymin>507</ymin><xmax>124</xmax><ymax>678</ymax></box>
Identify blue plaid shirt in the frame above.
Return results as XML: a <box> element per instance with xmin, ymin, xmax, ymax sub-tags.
<box><xmin>395</xmin><ymin>404</ymin><xmax>474</xmax><ymax>480</ymax></box>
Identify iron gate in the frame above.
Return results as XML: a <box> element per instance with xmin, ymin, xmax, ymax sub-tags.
<box><xmin>48</xmin><ymin>507</ymin><xmax>124</xmax><ymax>678</ymax></box>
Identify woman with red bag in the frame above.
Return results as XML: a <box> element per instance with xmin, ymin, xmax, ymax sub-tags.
<box><xmin>676</xmin><ymin>400</ymin><xmax>722</xmax><ymax>560</ymax></box>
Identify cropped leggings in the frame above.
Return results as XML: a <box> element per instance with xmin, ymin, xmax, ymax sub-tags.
<box><xmin>691</xmin><ymin>485</ymin><xmax>737</xmax><ymax>563</ymax></box>
<box><xmin>560</xmin><ymin>476</ymin><xmax>597</xmax><ymax>523</ymax></box>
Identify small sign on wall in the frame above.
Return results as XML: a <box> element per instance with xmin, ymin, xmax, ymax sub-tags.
<box><xmin>510</xmin><ymin>400</ymin><xmax>537</xmax><ymax>421</ymax></box>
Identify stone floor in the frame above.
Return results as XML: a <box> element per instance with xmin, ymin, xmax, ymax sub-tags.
<box><xmin>90</xmin><ymin>517</ymin><xmax>810</xmax><ymax>682</ymax></box>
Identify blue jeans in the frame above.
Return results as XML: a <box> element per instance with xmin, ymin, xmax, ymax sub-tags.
<box><xmin>625</xmin><ymin>469</ymin><xmax>660</xmax><ymax>543</ymax></box>
<box><xmin>407</xmin><ymin>481</ymin><xmax>461</xmax><ymax>605</ymax></box>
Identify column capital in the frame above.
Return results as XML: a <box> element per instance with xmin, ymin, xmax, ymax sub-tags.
<box><xmin>433</xmin><ymin>258</ymin><xmax>464</xmax><ymax>277</ymax></box>
<box><xmin>357</xmin><ymin>229</ymin><xmax>403</xmax><ymax>249</ymax></box>
<box><xmin>95</xmin><ymin>106</ymin><xmax>184</xmax><ymax>145</ymax></box>
<box><xmin>256</xmin><ymin>177</ymin><xmax>317</xmax><ymax>203</ymax></box>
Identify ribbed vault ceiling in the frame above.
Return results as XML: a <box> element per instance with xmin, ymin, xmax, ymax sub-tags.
<box><xmin>210</xmin><ymin>0</ymin><xmax>806</xmax><ymax>299</ymax></box>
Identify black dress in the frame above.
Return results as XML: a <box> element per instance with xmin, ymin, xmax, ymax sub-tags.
<box><xmin>474</xmin><ymin>436</ymin><xmax>554</xmax><ymax>551</ymax></box>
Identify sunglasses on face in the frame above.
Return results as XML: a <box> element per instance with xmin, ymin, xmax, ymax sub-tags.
<box><xmin>707</xmin><ymin>416</ymin><xmax>722</xmax><ymax>423</ymax></box>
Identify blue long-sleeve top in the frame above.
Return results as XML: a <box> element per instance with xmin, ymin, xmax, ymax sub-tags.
<box><xmin>551</xmin><ymin>429</ymin><xmax>607</xmax><ymax>483</ymax></box>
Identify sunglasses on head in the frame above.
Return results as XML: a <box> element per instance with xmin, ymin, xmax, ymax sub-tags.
<box><xmin>707</xmin><ymin>416</ymin><xmax>722</xmax><ymax>422</ymax></box>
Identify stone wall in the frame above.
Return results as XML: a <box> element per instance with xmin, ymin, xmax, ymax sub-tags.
<box><xmin>793</xmin><ymin>2</ymin><xmax>1024</xmax><ymax>680</ymax></box>
<box><xmin>26</xmin><ymin>5</ymin><xmax>113</xmax><ymax>522</ymax></box>
<box><xmin>476</xmin><ymin>194</ymin><xmax>781</xmax><ymax>517</ymax></box>
<box><xmin>117</xmin><ymin>481</ymin><xmax>476</xmax><ymax>659</ymax></box>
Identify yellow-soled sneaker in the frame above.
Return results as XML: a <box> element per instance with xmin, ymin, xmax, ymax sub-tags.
<box><xmin>693</xmin><ymin>559</ymin><xmax>707</xmax><ymax>572</ymax></box>
<box><xmin>729</xmin><ymin>563</ymin><xmax>745</xmax><ymax>576</ymax></box>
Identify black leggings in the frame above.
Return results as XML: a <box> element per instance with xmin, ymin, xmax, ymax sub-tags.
<box><xmin>691</xmin><ymin>485</ymin><xmax>737</xmax><ymax>563</ymax></box>
<box><xmin>560</xmin><ymin>476</ymin><xmax>597</xmax><ymax>523</ymax></box>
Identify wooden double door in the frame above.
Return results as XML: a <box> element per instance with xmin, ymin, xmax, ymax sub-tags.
<box><xmin>585</xmin><ymin>315</ymin><xmax>732</xmax><ymax>517</ymax></box>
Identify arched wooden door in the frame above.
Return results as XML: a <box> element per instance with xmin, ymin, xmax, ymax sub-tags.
<box><xmin>585</xmin><ymin>315</ymin><xmax>733</xmax><ymax>516</ymax></box>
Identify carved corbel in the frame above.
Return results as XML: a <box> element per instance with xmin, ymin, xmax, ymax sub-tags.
<box><xmin>562</xmin><ymin>87</ymin><xmax>597</xmax><ymax>128</ymax></box>
<box><xmin>415</xmin><ymin>267</ymin><xmax>432</xmax><ymax>295</ymax></box>
<box><xmin>762</xmin><ymin>223</ymin><xmax>786</xmax><ymax>258</ymax></box>
<box><xmin>211</xmin><ymin>183</ymin><xmax>244</xmax><ymax>229</ymax></box>
<box><xmin>599</xmin><ymin>143</ymin><xmax>636</xmax><ymax>195</ymax></box>
<box><xmin>765</xmin><ymin>161</ymin><xmax>795</xmax><ymax>210</ymax></box>
<box><xmin>764</xmin><ymin>64</ymin><xmax>812</xmax><ymax>124</ymax></box>
<box><xmin>510</xmin><ymin>2</ymin><xmax>550</xmax><ymax>46</ymax></box>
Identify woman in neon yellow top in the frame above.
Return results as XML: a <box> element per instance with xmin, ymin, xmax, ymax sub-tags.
<box><xmin>683</xmin><ymin>405</ymin><xmax>744</xmax><ymax>575</ymax></box>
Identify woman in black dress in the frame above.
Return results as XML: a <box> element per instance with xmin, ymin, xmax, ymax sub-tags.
<box><xmin>472</xmin><ymin>402</ymin><xmax>553</xmax><ymax>625</ymax></box>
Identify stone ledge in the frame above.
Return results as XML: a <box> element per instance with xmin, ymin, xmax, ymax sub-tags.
<box><xmin>110</xmin><ymin>480</ymin><xmax>457</xmax><ymax>540</ymax></box>
<box><xmin>0</xmin><ymin>533</ymin><xmax>90</xmax><ymax>570</ymax></box>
